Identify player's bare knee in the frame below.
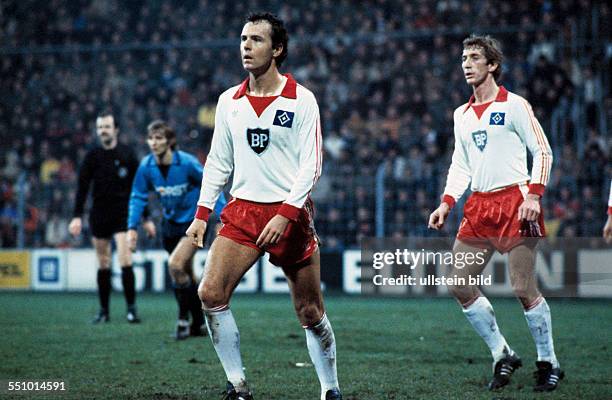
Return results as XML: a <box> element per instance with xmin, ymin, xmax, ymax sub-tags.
<box><xmin>295</xmin><ymin>301</ymin><xmax>324</xmax><ymax>327</ymax></box>
<box><xmin>168</xmin><ymin>252</ymin><xmax>186</xmax><ymax>271</ymax></box>
<box><xmin>118</xmin><ymin>254</ymin><xmax>131</xmax><ymax>267</ymax></box>
<box><xmin>168</xmin><ymin>256</ymin><xmax>188</xmax><ymax>280</ymax></box>
<box><xmin>511</xmin><ymin>280</ymin><xmax>529</xmax><ymax>300</ymax></box>
<box><xmin>97</xmin><ymin>255</ymin><xmax>111</xmax><ymax>269</ymax></box>
<box><xmin>447</xmin><ymin>283</ymin><xmax>466</xmax><ymax>298</ymax></box>
<box><xmin>199</xmin><ymin>281</ymin><xmax>227</xmax><ymax>309</ymax></box>
<box><xmin>169</xmin><ymin>266</ymin><xmax>189</xmax><ymax>285</ymax></box>
<box><xmin>449</xmin><ymin>284</ymin><xmax>478</xmax><ymax>306</ymax></box>
<box><xmin>200</xmin><ymin>292</ymin><xmax>227</xmax><ymax>310</ymax></box>
<box><xmin>512</xmin><ymin>283</ymin><xmax>539</xmax><ymax>307</ymax></box>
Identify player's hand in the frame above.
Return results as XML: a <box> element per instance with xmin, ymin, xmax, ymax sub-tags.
<box><xmin>256</xmin><ymin>214</ymin><xmax>290</xmax><ymax>248</ymax></box>
<box><xmin>127</xmin><ymin>229</ymin><xmax>138</xmax><ymax>252</ymax></box>
<box><xmin>518</xmin><ymin>194</ymin><xmax>540</xmax><ymax>222</ymax></box>
<box><xmin>428</xmin><ymin>203</ymin><xmax>450</xmax><ymax>230</ymax></box>
<box><xmin>142</xmin><ymin>220</ymin><xmax>156</xmax><ymax>238</ymax></box>
<box><xmin>186</xmin><ymin>219</ymin><xmax>207</xmax><ymax>248</ymax></box>
<box><xmin>604</xmin><ymin>215</ymin><xmax>612</xmax><ymax>244</ymax></box>
<box><xmin>68</xmin><ymin>217</ymin><xmax>82</xmax><ymax>237</ymax></box>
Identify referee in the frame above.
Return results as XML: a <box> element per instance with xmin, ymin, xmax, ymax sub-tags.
<box><xmin>69</xmin><ymin>110</ymin><xmax>144</xmax><ymax>324</ymax></box>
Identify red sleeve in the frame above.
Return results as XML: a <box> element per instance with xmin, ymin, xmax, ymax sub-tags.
<box><xmin>195</xmin><ymin>205</ymin><xmax>212</xmax><ymax>222</ymax></box>
<box><xmin>442</xmin><ymin>194</ymin><xmax>456</xmax><ymax>209</ymax></box>
<box><xmin>277</xmin><ymin>203</ymin><xmax>301</xmax><ymax>222</ymax></box>
<box><xmin>528</xmin><ymin>183</ymin><xmax>546</xmax><ymax>197</ymax></box>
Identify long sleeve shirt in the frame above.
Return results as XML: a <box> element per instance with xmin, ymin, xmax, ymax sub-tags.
<box><xmin>442</xmin><ymin>86</ymin><xmax>553</xmax><ymax>207</ymax></box>
<box><xmin>196</xmin><ymin>74</ymin><xmax>322</xmax><ymax>221</ymax></box>
<box><xmin>73</xmin><ymin>143</ymin><xmax>139</xmax><ymax>216</ymax></box>
<box><xmin>128</xmin><ymin>150</ymin><xmax>226</xmax><ymax>228</ymax></box>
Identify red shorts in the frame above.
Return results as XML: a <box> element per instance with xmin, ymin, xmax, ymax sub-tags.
<box><xmin>218</xmin><ymin>198</ymin><xmax>318</xmax><ymax>266</ymax></box>
<box><xmin>457</xmin><ymin>185</ymin><xmax>546</xmax><ymax>253</ymax></box>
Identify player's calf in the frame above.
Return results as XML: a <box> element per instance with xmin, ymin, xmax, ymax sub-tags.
<box><xmin>303</xmin><ymin>314</ymin><xmax>341</xmax><ymax>400</ymax></box>
<box><xmin>198</xmin><ymin>279</ymin><xmax>230</xmax><ymax>310</ymax></box>
<box><xmin>294</xmin><ymin>300</ymin><xmax>324</xmax><ymax>328</ymax></box>
<box><xmin>204</xmin><ymin>306</ymin><xmax>250</xmax><ymax>397</ymax></box>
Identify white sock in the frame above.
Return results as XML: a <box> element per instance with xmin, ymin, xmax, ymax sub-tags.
<box><xmin>524</xmin><ymin>298</ymin><xmax>559</xmax><ymax>368</ymax></box>
<box><xmin>304</xmin><ymin>313</ymin><xmax>339</xmax><ymax>400</ymax></box>
<box><xmin>463</xmin><ymin>297</ymin><xmax>512</xmax><ymax>361</ymax></box>
<box><xmin>205</xmin><ymin>307</ymin><xmax>248</xmax><ymax>391</ymax></box>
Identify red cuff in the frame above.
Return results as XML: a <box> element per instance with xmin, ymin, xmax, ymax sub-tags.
<box><xmin>277</xmin><ymin>203</ymin><xmax>301</xmax><ymax>222</ymax></box>
<box><xmin>528</xmin><ymin>184</ymin><xmax>545</xmax><ymax>197</ymax></box>
<box><xmin>442</xmin><ymin>194</ymin><xmax>456</xmax><ymax>209</ymax></box>
<box><xmin>608</xmin><ymin>206</ymin><xmax>612</xmax><ymax>215</ymax></box>
<box><xmin>195</xmin><ymin>205</ymin><xmax>212</xmax><ymax>222</ymax></box>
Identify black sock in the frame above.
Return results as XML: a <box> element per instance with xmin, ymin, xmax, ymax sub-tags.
<box><xmin>189</xmin><ymin>283</ymin><xmax>204</xmax><ymax>327</ymax></box>
<box><xmin>174</xmin><ymin>283</ymin><xmax>191</xmax><ymax>321</ymax></box>
<box><xmin>97</xmin><ymin>269</ymin><xmax>111</xmax><ymax>312</ymax></box>
<box><xmin>121</xmin><ymin>266</ymin><xmax>136</xmax><ymax>308</ymax></box>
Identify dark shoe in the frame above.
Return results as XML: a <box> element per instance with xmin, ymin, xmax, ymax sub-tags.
<box><xmin>92</xmin><ymin>310</ymin><xmax>109</xmax><ymax>324</ymax></box>
<box><xmin>175</xmin><ymin>319</ymin><xmax>190</xmax><ymax>340</ymax></box>
<box><xmin>222</xmin><ymin>381</ymin><xmax>253</xmax><ymax>400</ymax></box>
<box><xmin>534</xmin><ymin>361</ymin><xmax>564</xmax><ymax>392</ymax></box>
<box><xmin>325</xmin><ymin>388</ymin><xmax>342</xmax><ymax>399</ymax></box>
<box><xmin>189</xmin><ymin>323</ymin><xmax>207</xmax><ymax>337</ymax></box>
<box><xmin>488</xmin><ymin>351</ymin><xmax>522</xmax><ymax>390</ymax></box>
<box><xmin>126</xmin><ymin>308</ymin><xmax>141</xmax><ymax>324</ymax></box>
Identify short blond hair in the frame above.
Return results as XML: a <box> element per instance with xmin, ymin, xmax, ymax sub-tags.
<box><xmin>463</xmin><ymin>34</ymin><xmax>504</xmax><ymax>81</ymax></box>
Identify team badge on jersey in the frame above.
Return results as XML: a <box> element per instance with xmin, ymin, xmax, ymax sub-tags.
<box><xmin>472</xmin><ymin>130</ymin><xmax>488</xmax><ymax>151</ymax></box>
<box><xmin>273</xmin><ymin>110</ymin><xmax>294</xmax><ymax>128</ymax></box>
<box><xmin>489</xmin><ymin>112</ymin><xmax>505</xmax><ymax>125</ymax></box>
<box><xmin>247</xmin><ymin>128</ymin><xmax>270</xmax><ymax>154</ymax></box>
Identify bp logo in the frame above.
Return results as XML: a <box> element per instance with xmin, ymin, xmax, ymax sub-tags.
<box><xmin>471</xmin><ymin>130</ymin><xmax>487</xmax><ymax>151</ymax></box>
<box><xmin>247</xmin><ymin>128</ymin><xmax>270</xmax><ymax>154</ymax></box>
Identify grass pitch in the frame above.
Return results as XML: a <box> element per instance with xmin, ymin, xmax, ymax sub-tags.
<box><xmin>0</xmin><ymin>292</ymin><xmax>610</xmax><ymax>399</ymax></box>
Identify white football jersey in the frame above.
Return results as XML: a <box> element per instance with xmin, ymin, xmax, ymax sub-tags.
<box><xmin>443</xmin><ymin>86</ymin><xmax>553</xmax><ymax>204</ymax></box>
<box><xmin>197</xmin><ymin>74</ymin><xmax>322</xmax><ymax>219</ymax></box>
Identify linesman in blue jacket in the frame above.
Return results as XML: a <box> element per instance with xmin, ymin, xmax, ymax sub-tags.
<box><xmin>127</xmin><ymin>120</ymin><xmax>226</xmax><ymax>339</ymax></box>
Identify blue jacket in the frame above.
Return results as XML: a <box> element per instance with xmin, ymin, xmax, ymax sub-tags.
<box><xmin>128</xmin><ymin>150</ymin><xmax>226</xmax><ymax>229</ymax></box>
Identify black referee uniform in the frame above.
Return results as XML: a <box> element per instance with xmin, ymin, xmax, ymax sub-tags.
<box><xmin>74</xmin><ymin>143</ymin><xmax>139</xmax><ymax>237</ymax></box>
<box><xmin>73</xmin><ymin>142</ymin><xmax>140</xmax><ymax>321</ymax></box>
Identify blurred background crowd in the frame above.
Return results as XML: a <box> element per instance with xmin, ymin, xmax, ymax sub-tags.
<box><xmin>0</xmin><ymin>0</ymin><xmax>610</xmax><ymax>249</ymax></box>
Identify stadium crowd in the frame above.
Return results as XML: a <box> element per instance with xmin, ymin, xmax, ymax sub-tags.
<box><xmin>0</xmin><ymin>0</ymin><xmax>609</xmax><ymax>249</ymax></box>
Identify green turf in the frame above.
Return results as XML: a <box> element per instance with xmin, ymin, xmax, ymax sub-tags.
<box><xmin>0</xmin><ymin>292</ymin><xmax>610</xmax><ymax>399</ymax></box>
